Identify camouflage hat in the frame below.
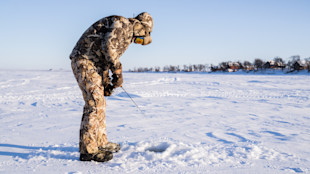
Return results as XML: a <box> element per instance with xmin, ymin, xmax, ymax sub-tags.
<box><xmin>135</xmin><ymin>12</ymin><xmax>153</xmax><ymax>33</ymax></box>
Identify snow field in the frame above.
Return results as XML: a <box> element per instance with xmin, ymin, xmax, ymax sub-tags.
<box><xmin>0</xmin><ymin>70</ymin><xmax>309</xmax><ymax>173</ymax></box>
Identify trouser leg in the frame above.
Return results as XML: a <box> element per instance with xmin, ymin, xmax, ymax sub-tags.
<box><xmin>71</xmin><ymin>58</ymin><xmax>108</xmax><ymax>154</ymax></box>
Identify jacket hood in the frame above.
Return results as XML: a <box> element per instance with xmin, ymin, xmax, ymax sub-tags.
<box><xmin>130</xmin><ymin>12</ymin><xmax>153</xmax><ymax>37</ymax></box>
<box><xmin>135</xmin><ymin>12</ymin><xmax>153</xmax><ymax>33</ymax></box>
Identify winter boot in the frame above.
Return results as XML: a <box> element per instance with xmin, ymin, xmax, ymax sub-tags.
<box><xmin>99</xmin><ymin>142</ymin><xmax>121</xmax><ymax>153</ymax></box>
<box><xmin>80</xmin><ymin>151</ymin><xmax>113</xmax><ymax>162</ymax></box>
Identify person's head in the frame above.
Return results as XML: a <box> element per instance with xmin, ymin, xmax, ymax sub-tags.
<box><xmin>130</xmin><ymin>12</ymin><xmax>153</xmax><ymax>45</ymax></box>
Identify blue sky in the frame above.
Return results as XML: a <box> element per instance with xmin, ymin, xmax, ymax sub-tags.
<box><xmin>0</xmin><ymin>0</ymin><xmax>309</xmax><ymax>70</ymax></box>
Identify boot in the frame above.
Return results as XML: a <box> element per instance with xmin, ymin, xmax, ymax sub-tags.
<box><xmin>99</xmin><ymin>142</ymin><xmax>121</xmax><ymax>153</ymax></box>
<box><xmin>80</xmin><ymin>151</ymin><xmax>113</xmax><ymax>162</ymax></box>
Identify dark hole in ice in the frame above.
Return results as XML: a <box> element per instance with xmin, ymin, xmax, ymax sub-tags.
<box><xmin>146</xmin><ymin>142</ymin><xmax>170</xmax><ymax>153</ymax></box>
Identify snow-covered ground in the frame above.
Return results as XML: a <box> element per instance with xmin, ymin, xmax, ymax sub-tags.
<box><xmin>0</xmin><ymin>70</ymin><xmax>309</xmax><ymax>173</ymax></box>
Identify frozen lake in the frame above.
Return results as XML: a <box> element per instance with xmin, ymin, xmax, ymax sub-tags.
<box><xmin>0</xmin><ymin>70</ymin><xmax>309</xmax><ymax>173</ymax></box>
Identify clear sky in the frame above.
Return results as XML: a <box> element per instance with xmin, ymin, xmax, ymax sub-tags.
<box><xmin>0</xmin><ymin>0</ymin><xmax>309</xmax><ymax>70</ymax></box>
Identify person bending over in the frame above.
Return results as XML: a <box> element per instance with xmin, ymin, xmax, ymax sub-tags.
<box><xmin>70</xmin><ymin>12</ymin><xmax>153</xmax><ymax>162</ymax></box>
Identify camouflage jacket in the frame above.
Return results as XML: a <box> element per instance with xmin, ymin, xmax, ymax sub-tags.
<box><xmin>70</xmin><ymin>15</ymin><xmax>133</xmax><ymax>73</ymax></box>
<box><xmin>70</xmin><ymin>13</ymin><xmax>153</xmax><ymax>88</ymax></box>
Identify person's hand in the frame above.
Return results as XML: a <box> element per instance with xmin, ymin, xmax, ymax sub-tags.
<box><xmin>104</xmin><ymin>84</ymin><xmax>114</xmax><ymax>96</ymax></box>
<box><xmin>112</xmin><ymin>73</ymin><xmax>123</xmax><ymax>88</ymax></box>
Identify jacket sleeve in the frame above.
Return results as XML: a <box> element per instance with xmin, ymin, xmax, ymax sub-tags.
<box><xmin>102</xmin><ymin>34</ymin><xmax>123</xmax><ymax>88</ymax></box>
<box><xmin>101</xmin><ymin>18</ymin><xmax>132</xmax><ymax>88</ymax></box>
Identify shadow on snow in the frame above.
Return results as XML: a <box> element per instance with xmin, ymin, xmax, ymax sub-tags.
<box><xmin>0</xmin><ymin>143</ymin><xmax>79</xmax><ymax>160</ymax></box>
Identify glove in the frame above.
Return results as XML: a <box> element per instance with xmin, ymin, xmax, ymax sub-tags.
<box><xmin>112</xmin><ymin>73</ymin><xmax>123</xmax><ymax>88</ymax></box>
<box><xmin>104</xmin><ymin>84</ymin><xmax>114</xmax><ymax>96</ymax></box>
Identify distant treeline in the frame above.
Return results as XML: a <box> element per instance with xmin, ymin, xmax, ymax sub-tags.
<box><xmin>128</xmin><ymin>55</ymin><xmax>310</xmax><ymax>73</ymax></box>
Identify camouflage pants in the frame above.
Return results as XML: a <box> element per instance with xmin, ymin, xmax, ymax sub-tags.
<box><xmin>71</xmin><ymin>58</ymin><xmax>108</xmax><ymax>154</ymax></box>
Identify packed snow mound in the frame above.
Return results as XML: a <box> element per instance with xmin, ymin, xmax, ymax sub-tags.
<box><xmin>0</xmin><ymin>140</ymin><xmax>304</xmax><ymax>173</ymax></box>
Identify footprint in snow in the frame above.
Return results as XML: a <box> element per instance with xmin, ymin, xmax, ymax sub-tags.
<box><xmin>206</xmin><ymin>132</ymin><xmax>234</xmax><ymax>144</ymax></box>
<box><xmin>31</xmin><ymin>102</ymin><xmax>37</xmax><ymax>107</ymax></box>
<box><xmin>262</xmin><ymin>131</ymin><xmax>295</xmax><ymax>141</ymax></box>
<box><xmin>206</xmin><ymin>132</ymin><xmax>256</xmax><ymax>144</ymax></box>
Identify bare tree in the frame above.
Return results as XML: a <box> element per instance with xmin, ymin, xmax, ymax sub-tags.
<box><xmin>304</xmin><ymin>58</ymin><xmax>310</xmax><ymax>72</ymax></box>
<box><xmin>254</xmin><ymin>58</ymin><xmax>264</xmax><ymax>71</ymax></box>
<box><xmin>197</xmin><ymin>64</ymin><xmax>206</xmax><ymax>72</ymax></box>
<box><xmin>183</xmin><ymin>65</ymin><xmax>188</xmax><ymax>72</ymax></box>
<box><xmin>188</xmin><ymin>65</ymin><xmax>193</xmax><ymax>72</ymax></box>
<box><xmin>154</xmin><ymin>66</ymin><xmax>160</xmax><ymax>72</ymax></box>
<box><xmin>219</xmin><ymin>62</ymin><xmax>229</xmax><ymax>71</ymax></box>
<box><xmin>243</xmin><ymin>61</ymin><xmax>252</xmax><ymax>66</ymax></box>
<box><xmin>287</xmin><ymin>55</ymin><xmax>301</xmax><ymax>71</ymax></box>
<box><xmin>242</xmin><ymin>61</ymin><xmax>252</xmax><ymax>71</ymax></box>
<box><xmin>163</xmin><ymin>65</ymin><xmax>169</xmax><ymax>72</ymax></box>
<box><xmin>273</xmin><ymin>57</ymin><xmax>286</xmax><ymax>70</ymax></box>
<box><xmin>274</xmin><ymin>57</ymin><xmax>285</xmax><ymax>64</ymax></box>
<box><xmin>290</xmin><ymin>55</ymin><xmax>300</xmax><ymax>62</ymax></box>
<box><xmin>236</xmin><ymin>61</ymin><xmax>244</xmax><ymax>70</ymax></box>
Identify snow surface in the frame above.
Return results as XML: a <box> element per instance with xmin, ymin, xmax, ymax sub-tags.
<box><xmin>0</xmin><ymin>70</ymin><xmax>310</xmax><ymax>173</ymax></box>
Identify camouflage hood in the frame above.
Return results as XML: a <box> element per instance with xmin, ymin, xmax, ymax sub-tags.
<box><xmin>129</xmin><ymin>12</ymin><xmax>153</xmax><ymax>45</ymax></box>
<box><xmin>135</xmin><ymin>12</ymin><xmax>153</xmax><ymax>33</ymax></box>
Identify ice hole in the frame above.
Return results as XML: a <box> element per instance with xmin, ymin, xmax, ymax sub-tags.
<box><xmin>146</xmin><ymin>142</ymin><xmax>170</xmax><ymax>153</ymax></box>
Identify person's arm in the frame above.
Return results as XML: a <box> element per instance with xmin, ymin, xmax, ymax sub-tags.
<box><xmin>109</xmin><ymin>59</ymin><xmax>123</xmax><ymax>88</ymax></box>
<box><xmin>101</xmin><ymin>17</ymin><xmax>132</xmax><ymax>89</ymax></box>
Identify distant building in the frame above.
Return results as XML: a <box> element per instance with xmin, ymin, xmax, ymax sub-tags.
<box><xmin>292</xmin><ymin>61</ymin><xmax>305</xmax><ymax>71</ymax></box>
<box><xmin>263</xmin><ymin>61</ymin><xmax>285</xmax><ymax>70</ymax></box>
<box><xmin>227</xmin><ymin>62</ymin><xmax>242</xmax><ymax>72</ymax></box>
